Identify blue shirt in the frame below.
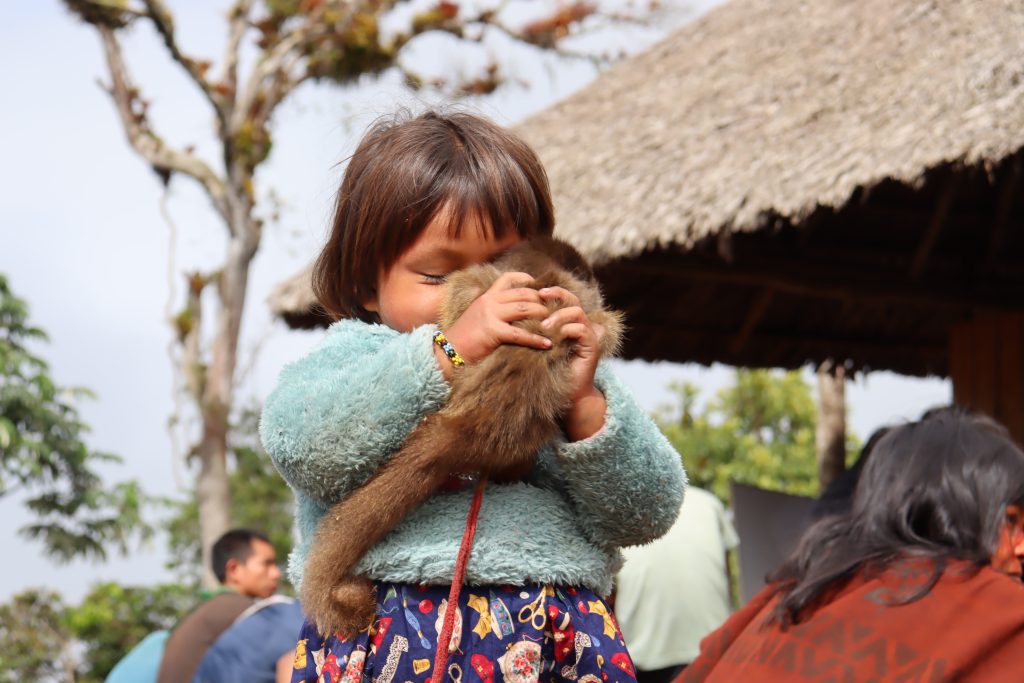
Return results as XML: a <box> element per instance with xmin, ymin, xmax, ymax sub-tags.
<box><xmin>105</xmin><ymin>630</ymin><xmax>169</xmax><ymax>683</ymax></box>
<box><xmin>192</xmin><ymin>598</ymin><xmax>304</xmax><ymax>683</ymax></box>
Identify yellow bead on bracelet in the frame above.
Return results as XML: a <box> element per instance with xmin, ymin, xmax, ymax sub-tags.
<box><xmin>433</xmin><ymin>330</ymin><xmax>465</xmax><ymax>366</ymax></box>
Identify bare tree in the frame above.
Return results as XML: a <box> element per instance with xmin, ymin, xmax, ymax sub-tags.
<box><xmin>62</xmin><ymin>0</ymin><xmax>621</xmax><ymax>587</ymax></box>
<box><xmin>815</xmin><ymin>360</ymin><xmax>847</xmax><ymax>489</ymax></box>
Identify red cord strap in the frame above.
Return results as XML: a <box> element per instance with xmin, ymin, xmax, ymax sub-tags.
<box><xmin>431</xmin><ymin>478</ymin><xmax>487</xmax><ymax>683</ymax></box>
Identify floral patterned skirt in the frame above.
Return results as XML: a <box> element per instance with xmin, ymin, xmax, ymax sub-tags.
<box><xmin>290</xmin><ymin>582</ymin><xmax>636</xmax><ymax>683</ymax></box>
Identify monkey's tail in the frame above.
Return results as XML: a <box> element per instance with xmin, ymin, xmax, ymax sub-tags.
<box><xmin>303</xmin><ymin>414</ymin><xmax>465</xmax><ymax>591</ymax></box>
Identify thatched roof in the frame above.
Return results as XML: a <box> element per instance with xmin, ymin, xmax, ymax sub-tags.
<box><xmin>517</xmin><ymin>0</ymin><xmax>1024</xmax><ymax>261</ymax></box>
<box><xmin>268</xmin><ymin>263</ymin><xmax>331</xmax><ymax>330</ymax></box>
<box><xmin>269</xmin><ymin>0</ymin><xmax>1024</xmax><ymax>377</ymax></box>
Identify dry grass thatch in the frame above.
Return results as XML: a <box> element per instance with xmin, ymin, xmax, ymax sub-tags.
<box><xmin>518</xmin><ymin>0</ymin><xmax>1024</xmax><ymax>263</ymax></box>
<box><xmin>268</xmin><ymin>263</ymin><xmax>329</xmax><ymax>330</ymax></box>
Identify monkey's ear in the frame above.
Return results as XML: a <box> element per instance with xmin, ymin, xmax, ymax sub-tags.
<box><xmin>591</xmin><ymin>309</ymin><xmax>625</xmax><ymax>358</ymax></box>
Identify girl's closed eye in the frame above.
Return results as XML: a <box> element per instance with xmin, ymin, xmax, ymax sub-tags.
<box><xmin>420</xmin><ymin>273</ymin><xmax>447</xmax><ymax>284</ymax></box>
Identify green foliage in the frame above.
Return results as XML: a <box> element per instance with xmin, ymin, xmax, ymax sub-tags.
<box><xmin>0</xmin><ymin>589</ymin><xmax>73</xmax><ymax>682</ymax></box>
<box><xmin>655</xmin><ymin>369</ymin><xmax>859</xmax><ymax>504</ymax></box>
<box><xmin>234</xmin><ymin>120</ymin><xmax>274</xmax><ymax>174</ymax></box>
<box><xmin>263</xmin><ymin>0</ymin><xmax>303</xmax><ymax>21</ymax></box>
<box><xmin>64</xmin><ymin>0</ymin><xmax>133</xmax><ymax>29</ymax></box>
<box><xmin>253</xmin><ymin>0</ymin><xmax>397</xmax><ymax>81</ymax></box>
<box><xmin>66</xmin><ymin>582</ymin><xmax>192</xmax><ymax>683</ymax></box>
<box><xmin>0</xmin><ymin>274</ymin><xmax>152</xmax><ymax>561</ymax></box>
<box><xmin>0</xmin><ymin>583</ymin><xmax>193</xmax><ymax>683</ymax></box>
<box><xmin>304</xmin><ymin>10</ymin><xmax>397</xmax><ymax>83</ymax></box>
<box><xmin>164</xmin><ymin>407</ymin><xmax>295</xmax><ymax>587</ymax></box>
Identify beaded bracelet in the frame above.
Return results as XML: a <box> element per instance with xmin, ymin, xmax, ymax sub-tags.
<box><xmin>432</xmin><ymin>330</ymin><xmax>465</xmax><ymax>367</ymax></box>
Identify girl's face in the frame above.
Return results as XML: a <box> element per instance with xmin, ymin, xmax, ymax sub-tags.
<box><xmin>363</xmin><ymin>208</ymin><xmax>521</xmax><ymax>332</ymax></box>
<box><xmin>991</xmin><ymin>504</ymin><xmax>1024</xmax><ymax>578</ymax></box>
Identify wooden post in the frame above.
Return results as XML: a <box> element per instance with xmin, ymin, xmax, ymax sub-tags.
<box><xmin>816</xmin><ymin>360</ymin><xmax>847</xmax><ymax>490</ymax></box>
<box><xmin>910</xmin><ymin>177</ymin><xmax>958</xmax><ymax>281</ymax></box>
<box><xmin>949</xmin><ymin>311</ymin><xmax>1024</xmax><ymax>446</ymax></box>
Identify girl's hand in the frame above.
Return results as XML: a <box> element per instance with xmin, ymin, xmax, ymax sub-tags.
<box><xmin>436</xmin><ymin>272</ymin><xmax>552</xmax><ymax>379</ymax></box>
<box><xmin>538</xmin><ymin>286</ymin><xmax>608</xmax><ymax>442</ymax></box>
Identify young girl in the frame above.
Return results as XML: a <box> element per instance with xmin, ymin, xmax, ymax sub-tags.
<box><xmin>261</xmin><ymin>110</ymin><xmax>686</xmax><ymax>683</ymax></box>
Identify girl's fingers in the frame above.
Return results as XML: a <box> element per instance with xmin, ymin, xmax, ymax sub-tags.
<box><xmin>490</xmin><ymin>272</ymin><xmax>535</xmax><ymax>292</ymax></box>
<box><xmin>499</xmin><ymin>301</ymin><xmax>551</xmax><ymax>322</ymax></box>
<box><xmin>538</xmin><ymin>286</ymin><xmax>581</xmax><ymax>308</ymax></box>
<box><xmin>494</xmin><ymin>287</ymin><xmax>544</xmax><ymax>305</ymax></box>
<box><xmin>541</xmin><ymin>306</ymin><xmax>589</xmax><ymax>332</ymax></box>
<box><xmin>554</xmin><ymin>322</ymin><xmax>593</xmax><ymax>345</ymax></box>
<box><xmin>496</xmin><ymin>323</ymin><xmax>552</xmax><ymax>349</ymax></box>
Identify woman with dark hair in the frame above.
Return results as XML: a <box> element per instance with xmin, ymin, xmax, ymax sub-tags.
<box><xmin>682</xmin><ymin>410</ymin><xmax>1024</xmax><ymax>683</ymax></box>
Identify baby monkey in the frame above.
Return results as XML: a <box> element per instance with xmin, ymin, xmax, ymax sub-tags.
<box><xmin>300</xmin><ymin>237</ymin><xmax>624</xmax><ymax>636</ymax></box>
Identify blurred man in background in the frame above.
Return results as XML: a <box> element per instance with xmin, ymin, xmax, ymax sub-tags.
<box><xmin>616</xmin><ymin>487</ymin><xmax>739</xmax><ymax>683</ymax></box>
<box><xmin>155</xmin><ymin>529</ymin><xmax>282</xmax><ymax>683</ymax></box>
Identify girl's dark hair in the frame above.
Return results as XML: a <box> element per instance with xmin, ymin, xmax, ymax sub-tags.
<box><xmin>769</xmin><ymin>409</ymin><xmax>1024</xmax><ymax>627</ymax></box>
<box><xmin>313</xmin><ymin>109</ymin><xmax>556</xmax><ymax>322</ymax></box>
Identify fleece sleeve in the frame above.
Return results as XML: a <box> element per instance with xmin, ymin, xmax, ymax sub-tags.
<box><xmin>259</xmin><ymin>321</ymin><xmax>449</xmax><ymax>507</ymax></box>
<box><xmin>552</xmin><ymin>363</ymin><xmax>686</xmax><ymax>549</ymax></box>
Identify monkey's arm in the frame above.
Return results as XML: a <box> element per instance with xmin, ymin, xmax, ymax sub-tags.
<box><xmin>260</xmin><ymin>320</ymin><xmax>449</xmax><ymax>508</ymax></box>
<box><xmin>551</xmin><ymin>363</ymin><xmax>687</xmax><ymax>549</ymax></box>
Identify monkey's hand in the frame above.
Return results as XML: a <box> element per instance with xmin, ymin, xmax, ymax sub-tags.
<box><xmin>302</xmin><ymin>574</ymin><xmax>378</xmax><ymax>638</ymax></box>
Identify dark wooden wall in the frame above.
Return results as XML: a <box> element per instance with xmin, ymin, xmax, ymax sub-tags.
<box><xmin>950</xmin><ymin>311</ymin><xmax>1024</xmax><ymax>446</ymax></box>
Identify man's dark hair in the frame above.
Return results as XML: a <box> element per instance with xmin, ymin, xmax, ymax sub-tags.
<box><xmin>211</xmin><ymin>528</ymin><xmax>271</xmax><ymax>584</ymax></box>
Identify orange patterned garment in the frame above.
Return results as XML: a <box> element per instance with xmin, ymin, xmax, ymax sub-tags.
<box><xmin>681</xmin><ymin>560</ymin><xmax>1024</xmax><ymax>683</ymax></box>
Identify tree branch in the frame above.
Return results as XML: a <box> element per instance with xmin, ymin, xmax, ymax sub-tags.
<box><xmin>220</xmin><ymin>0</ymin><xmax>254</xmax><ymax>109</ymax></box>
<box><xmin>258</xmin><ymin>50</ymin><xmax>308</xmax><ymax>124</ymax></box>
<box><xmin>480</xmin><ymin>19</ymin><xmax>607</xmax><ymax>66</ymax></box>
<box><xmin>98</xmin><ymin>25</ymin><xmax>231</xmax><ymax>225</ymax></box>
<box><xmin>232</xmin><ymin>18</ymin><xmax>312</xmax><ymax>134</ymax></box>
<box><xmin>141</xmin><ymin>0</ymin><xmax>227</xmax><ymax>120</ymax></box>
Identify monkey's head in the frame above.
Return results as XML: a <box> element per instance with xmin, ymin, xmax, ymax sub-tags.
<box><xmin>495</xmin><ymin>237</ymin><xmax>596</xmax><ymax>284</ymax></box>
<box><xmin>440</xmin><ymin>237</ymin><xmax>624</xmax><ymax>358</ymax></box>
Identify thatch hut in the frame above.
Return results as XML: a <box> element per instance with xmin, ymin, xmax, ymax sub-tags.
<box><xmin>269</xmin><ymin>0</ymin><xmax>1024</xmax><ymax>442</ymax></box>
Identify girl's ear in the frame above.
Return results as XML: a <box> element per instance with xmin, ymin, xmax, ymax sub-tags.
<box><xmin>363</xmin><ymin>295</ymin><xmax>379</xmax><ymax>313</ymax></box>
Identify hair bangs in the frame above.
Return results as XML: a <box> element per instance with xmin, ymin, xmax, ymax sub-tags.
<box><xmin>430</xmin><ymin>122</ymin><xmax>554</xmax><ymax>243</ymax></box>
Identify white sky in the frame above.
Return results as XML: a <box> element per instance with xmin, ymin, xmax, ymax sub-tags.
<box><xmin>0</xmin><ymin>1</ymin><xmax>949</xmax><ymax>602</ymax></box>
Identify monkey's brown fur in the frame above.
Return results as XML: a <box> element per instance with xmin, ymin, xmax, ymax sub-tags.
<box><xmin>300</xmin><ymin>237</ymin><xmax>624</xmax><ymax>636</ymax></box>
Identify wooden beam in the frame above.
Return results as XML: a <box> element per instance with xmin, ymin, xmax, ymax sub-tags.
<box><xmin>729</xmin><ymin>290</ymin><xmax>775</xmax><ymax>354</ymax></box>
<box><xmin>682</xmin><ymin>282</ymin><xmax>719</xmax><ymax>313</ymax></box>
<box><xmin>626</xmin><ymin>323</ymin><xmax>947</xmax><ymax>368</ymax></box>
<box><xmin>971</xmin><ymin>311</ymin><xmax>998</xmax><ymax>417</ymax></box>
<box><xmin>910</xmin><ymin>177</ymin><xmax>958</xmax><ymax>281</ymax></box>
<box><xmin>988</xmin><ymin>159</ymin><xmax>1020</xmax><ymax>267</ymax></box>
<box><xmin>605</xmin><ymin>261</ymin><xmax>978</xmax><ymax>311</ymax></box>
<box><xmin>948</xmin><ymin>322</ymin><xmax>974</xmax><ymax>408</ymax></box>
<box><xmin>996</xmin><ymin>312</ymin><xmax>1024</xmax><ymax>446</ymax></box>
<box><xmin>729</xmin><ymin>228</ymin><xmax>1024</xmax><ymax>282</ymax></box>
<box><xmin>857</xmin><ymin>204</ymin><xmax>980</xmax><ymax>230</ymax></box>
<box><xmin>949</xmin><ymin>311</ymin><xmax>1024</xmax><ymax>446</ymax></box>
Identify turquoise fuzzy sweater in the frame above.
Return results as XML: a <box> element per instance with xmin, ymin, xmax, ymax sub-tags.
<box><xmin>260</xmin><ymin>320</ymin><xmax>686</xmax><ymax>596</ymax></box>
